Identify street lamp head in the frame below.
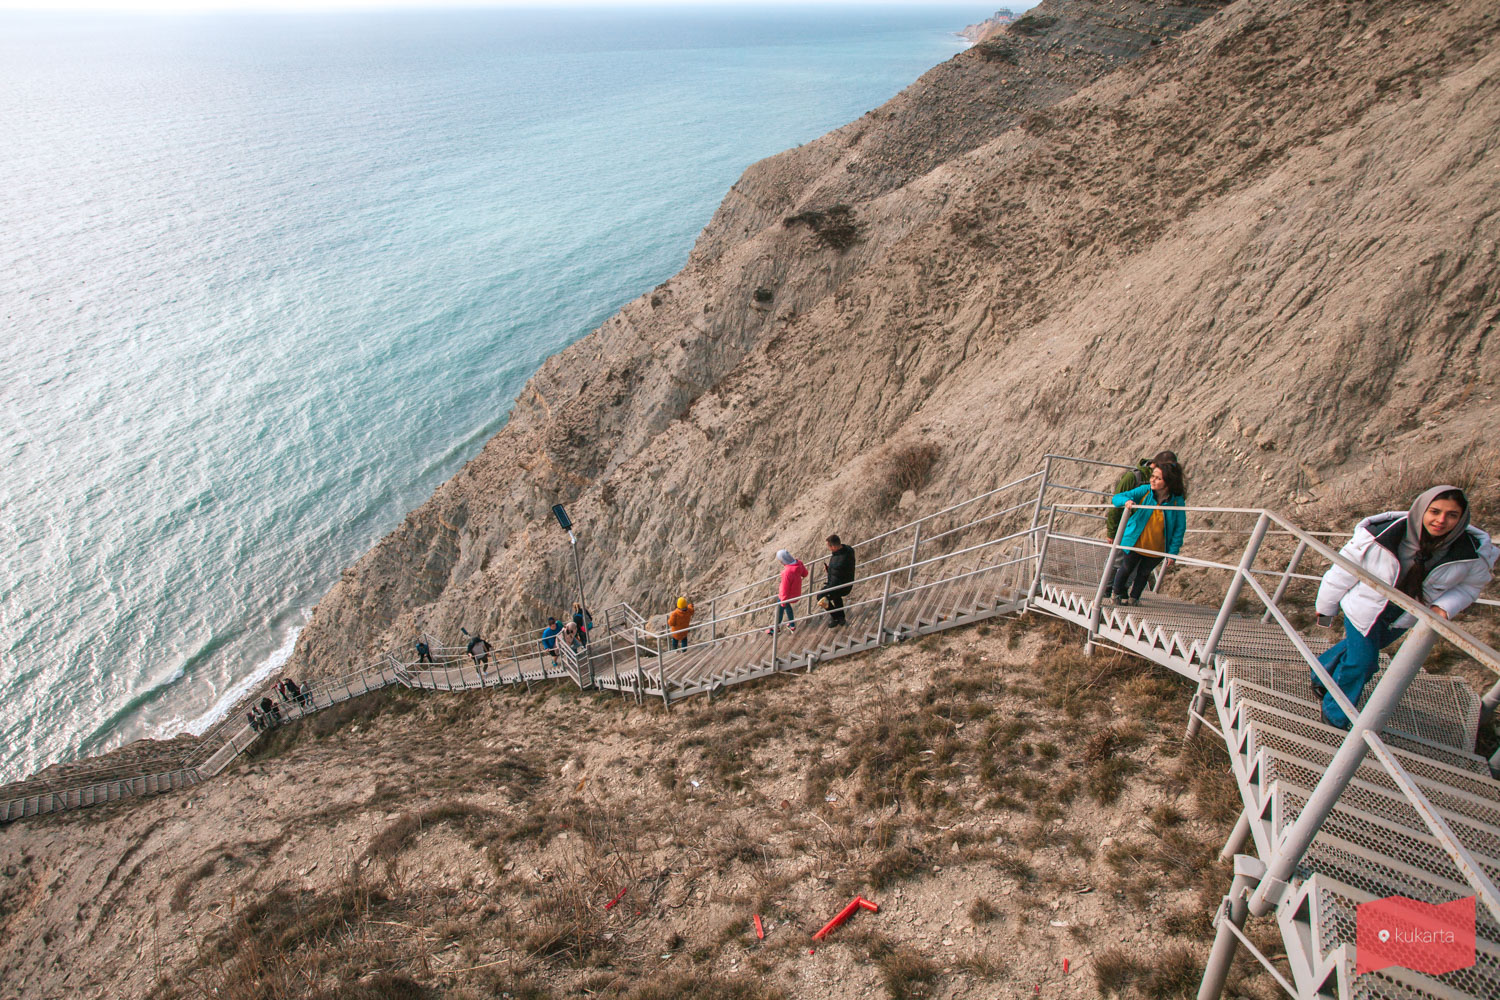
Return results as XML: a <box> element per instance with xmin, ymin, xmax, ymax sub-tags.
<box><xmin>551</xmin><ymin>504</ymin><xmax>572</xmax><ymax>531</ymax></box>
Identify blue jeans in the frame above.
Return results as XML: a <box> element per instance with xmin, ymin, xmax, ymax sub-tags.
<box><xmin>1315</xmin><ymin>604</ymin><xmax>1407</xmax><ymax>728</ymax></box>
<box><xmin>776</xmin><ymin>602</ymin><xmax>796</xmax><ymax>627</ymax></box>
<box><xmin>670</xmin><ymin>637</ymin><xmax>687</xmax><ymax>650</ymax></box>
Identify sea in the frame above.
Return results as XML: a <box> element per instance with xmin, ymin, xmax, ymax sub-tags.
<box><xmin>0</xmin><ymin>4</ymin><xmax>997</xmax><ymax>784</ymax></box>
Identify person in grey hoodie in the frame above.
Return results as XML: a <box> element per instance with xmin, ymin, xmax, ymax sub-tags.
<box><xmin>1313</xmin><ymin>485</ymin><xmax>1496</xmax><ymax>728</ymax></box>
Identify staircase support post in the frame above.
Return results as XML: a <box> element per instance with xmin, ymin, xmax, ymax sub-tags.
<box><xmin>1185</xmin><ymin>676</ymin><xmax>1212</xmax><ymax>740</ymax></box>
<box><xmin>1029</xmin><ymin>455</ymin><xmax>1053</xmax><ymax>532</ymax></box>
<box><xmin>876</xmin><ymin>572</ymin><xmax>893</xmax><ymax>644</ymax></box>
<box><xmin>1260</xmin><ymin>539</ymin><xmax>1307</xmax><ymax>624</ymax></box>
<box><xmin>1198</xmin><ymin>856</ymin><xmax>1264</xmax><ymax>1000</ymax></box>
<box><xmin>907</xmin><ymin>523</ymin><xmax>922</xmax><ymax>587</ymax></box>
<box><xmin>1248</xmin><ymin>621</ymin><xmax>1440</xmax><ymax>917</ymax></box>
<box><xmin>1085</xmin><ymin>511</ymin><xmax>1130</xmax><ymax>655</ymax></box>
<box><xmin>1219</xmin><ymin>809</ymin><xmax>1252</xmax><ymax>864</ymax></box>
<box><xmin>1026</xmin><ymin>508</ymin><xmax>1057</xmax><ymax>604</ymax></box>
<box><xmin>657</xmin><ymin>635</ymin><xmax>670</xmax><ymax>708</ymax></box>
<box><xmin>633</xmin><ymin>637</ymin><xmax>643</xmax><ymax>699</ymax></box>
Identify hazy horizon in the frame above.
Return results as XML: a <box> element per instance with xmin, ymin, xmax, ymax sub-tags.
<box><xmin>0</xmin><ymin>1</ymin><xmax>1037</xmax><ymax>13</ymax></box>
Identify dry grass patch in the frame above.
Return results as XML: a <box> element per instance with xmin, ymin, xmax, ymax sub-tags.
<box><xmin>878</xmin><ymin>946</ymin><xmax>941</xmax><ymax>999</ymax></box>
<box><xmin>967</xmin><ymin>897</ymin><xmax>1000</xmax><ymax>923</ymax></box>
<box><xmin>1095</xmin><ymin>944</ymin><xmax>1203</xmax><ymax>999</ymax></box>
<box><xmin>625</xmin><ymin>971</ymin><xmax>784</xmax><ymax>1000</ymax></box>
<box><xmin>365</xmin><ymin>800</ymin><xmax>494</xmax><ymax>860</ymax></box>
<box><xmin>1169</xmin><ymin>734</ymin><xmax>1242</xmax><ymax>824</ymax></box>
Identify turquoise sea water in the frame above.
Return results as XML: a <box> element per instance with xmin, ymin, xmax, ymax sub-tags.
<box><xmin>0</xmin><ymin>5</ymin><xmax>990</xmax><ymax>783</ymax></box>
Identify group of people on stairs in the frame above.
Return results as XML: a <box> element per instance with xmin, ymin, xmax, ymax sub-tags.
<box><xmin>246</xmin><ymin>677</ymin><xmax>308</xmax><ymax>732</ymax></box>
<box><xmin>406</xmin><ymin>603</ymin><xmax>594</xmax><ymax>675</ymax></box>
<box><xmin>251</xmin><ymin>458</ymin><xmax>1495</xmax><ymax>753</ymax></box>
<box><xmin>760</xmin><ymin>534</ymin><xmax>856</xmax><ymax>637</ymax></box>
<box><xmin>664</xmin><ymin>534</ymin><xmax>857</xmax><ymax>651</ymax></box>
<box><xmin>1104</xmin><ymin>451</ymin><xmax>1496</xmax><ymax>733</ymax></box>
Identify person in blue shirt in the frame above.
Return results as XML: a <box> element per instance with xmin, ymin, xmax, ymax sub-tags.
<box><xmin>540</xmin><ymin>618</ymin><xmax>562</xmax><ymax>664</ymax></box>
<box><xmin>1108</xmin><ymin>460</ymin><xmax>1187</xmax><ymax>605</ymax></box>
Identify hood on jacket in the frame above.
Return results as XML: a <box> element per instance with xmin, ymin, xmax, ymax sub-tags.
<box><xmin>1409</xmin><ymin>485</ymin><xmax>1471</xmax><ymax>557</ymax></box>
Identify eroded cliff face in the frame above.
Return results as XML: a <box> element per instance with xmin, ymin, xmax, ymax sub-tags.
<box><xmin>289</xmin><ymin>0</ymin><xmax>1500</xmax><ymax>683</ymax></box>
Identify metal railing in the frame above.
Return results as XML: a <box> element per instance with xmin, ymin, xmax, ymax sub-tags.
<box><xmin>9</xmin><ymin>442</ymin><xmax>1500</xmax><ymax>1000</ymax></box>
<box><xmin>1028</xmin><ymin>494</ymin><xmax>1500</xmax><ymax>1000</ymax></box>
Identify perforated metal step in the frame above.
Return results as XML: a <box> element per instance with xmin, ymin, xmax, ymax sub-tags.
<box><xmin>1222</xmin><ymin>657</ymin><xmax>1481</xmax><ymax>753</ymax></box>
<box><xmin>1225</xmin><ymin>686</ymin><xmax>1488</xmax><ymax>774</ymax></box>
<box><xmin>1293</xmin><ymin>874</ymin><xmax>1500</xmax><ymax>1000</ymax></box>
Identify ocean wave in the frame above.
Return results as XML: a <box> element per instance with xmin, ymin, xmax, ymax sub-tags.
<box><xmin>178</xmin><ymin>622</ymin><xmax>304</xmax><ymax>738</ymax></box>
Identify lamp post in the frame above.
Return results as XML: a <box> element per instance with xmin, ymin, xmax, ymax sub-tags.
<box><xmin>551</xmin><ymin>504</ymin><xmax>593</xmax><ymax>687</ymax></box>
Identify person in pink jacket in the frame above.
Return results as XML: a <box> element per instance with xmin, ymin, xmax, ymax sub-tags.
<box><xmin>768</xmin><ymin>549</ymin><xmax>809</xmax><ymax>634</ymax></box>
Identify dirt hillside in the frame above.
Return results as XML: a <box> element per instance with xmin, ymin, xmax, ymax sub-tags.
<box><xmin>2</xmin><ymin>620</ymin><xmax>1288</xmax><ymax>1000</ymax></box>
<box><xmin>286</xmin><ymin>0</ymin><xmax>1500</xmax><ymax>683</ymax></box>
<box><xmin>4</xmin><ymin>1</ymin><xmax>1500</xmax><ymax>998</ymax></box>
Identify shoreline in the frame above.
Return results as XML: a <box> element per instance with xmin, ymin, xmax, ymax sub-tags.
<box><xmin>2</xmin><ymin>7</ymin><xmax>979</xmax><ymax>789</ymax></box>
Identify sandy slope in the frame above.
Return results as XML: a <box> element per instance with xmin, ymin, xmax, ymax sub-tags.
<box><xmin>286</xmin><ymin>0</ymin><xmax>1500</xmax><ymax>683</ymax></box>
<box><xmin>1</xmin><ymin>622</ymin><xmax>1277</xmax><ymax>1000</ymax></box>
<box><xmin>5</xmin><ymin>1</ymin><xmax>1500</xmax><ymax>996</ymax></box>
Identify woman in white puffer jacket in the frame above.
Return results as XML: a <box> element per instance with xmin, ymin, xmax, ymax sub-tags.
<box><xmin>1313</xmin><ymin>485</ymin><xmax>1496</xmax><ymax>729</ymax></box>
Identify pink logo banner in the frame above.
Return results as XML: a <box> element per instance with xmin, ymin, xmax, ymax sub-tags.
<box><xmin>1356</xmin><ymin>895</ymin><xmax>1475</xmax><ymax>976</ymax></box>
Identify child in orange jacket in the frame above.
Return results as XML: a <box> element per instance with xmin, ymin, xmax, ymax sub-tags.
<box><xmin>668</xmin><ymin>597</ymin><xmax>694</xmax><ymax>650</ymax></box>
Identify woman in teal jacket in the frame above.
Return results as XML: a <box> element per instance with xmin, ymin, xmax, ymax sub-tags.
<box><xmin>1109</xmin><ymin>460</ymin><xmax>1186</xmax><ymax>605</ymax></box>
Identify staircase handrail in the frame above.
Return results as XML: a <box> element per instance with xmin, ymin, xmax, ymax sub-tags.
<box><xmin>707</xmin><ymin>470</ymin><xmax>1046</xmax><ymax>609</ymax></box>
<box><xmin>1042</xmin><ymin>501</ymin><xmax>1500</xmax><ymax>923</ymax></box>
<box><xmin>635</xmin><ymin>523</ymin><xmax>1043</xmax><ymax>644</ymax></box>
<box><xmin>1045</xmin><ymin>501</ymin><xmax>1500</xmax><ymax>679</ymax></box>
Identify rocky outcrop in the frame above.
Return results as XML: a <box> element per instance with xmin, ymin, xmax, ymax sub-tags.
<box><xmin>959</xmin><ymin>8</ymin><xmax>1017</xmax><ymax>44</ymax></box>
<box><xmin>287</xmin><ymin>0</ymin><xmax>1500</xmax><ymax>686</ymax></box>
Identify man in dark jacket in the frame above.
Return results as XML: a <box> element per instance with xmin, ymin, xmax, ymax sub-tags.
<box><xmin>822</xmin><ymin>534</ymin><xmax>856</xmax><ymax>627</ymax></box>
<box><xmin>466</xmin><ymin>632</ymin><xmax>492</xmax><ymax>671</ymax></box>
<box><xmin>259</xmin><ymin>696</ymin><xmax>282</xmax><ymax>726</ymax></box>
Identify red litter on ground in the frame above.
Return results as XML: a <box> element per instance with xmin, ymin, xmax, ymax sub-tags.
<box><xmin>809</xmin><ymin>896</ymin><xmax>880</xmax><ymax>954</ymax></box>
<box><xmin>603</xmin><ymin>886</ymin><xmax>628</xmax><ymax>910</ymax></box>
<box><xmin>1063</xmin><ymin>958</ymin><xmax>1070</xmax><ymax>974</ymax></box>
<box><xmin>754</xmin><ymin>914</ymin><xmax>765</xmax><ymax>940</ymax></box>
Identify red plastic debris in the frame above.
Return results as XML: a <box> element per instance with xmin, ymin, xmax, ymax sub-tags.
<box><xmin>1063</xmin><ymin>958</ymin><xmax>1070</xmax><ymax>974</ymax></box>
<box><xmin>603</xmin><ymin>886</ymin><xmax>628</xmax><ymax>910</ymax></box>
<box><xmin>754</xmin><ymin>914</ymin><xmax>765</xmax><ymax>940</ymax></box>
<box><xmin>810</xmin><ymin>895</ymin><xmax>881</xmax><ymax>953</ymax></box>
<box><xmin>813</xmin><ymin>898</ymin><xmax>862</xmax><ymax>941</ymax></box>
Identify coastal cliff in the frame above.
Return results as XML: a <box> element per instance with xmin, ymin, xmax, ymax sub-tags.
<box><xmin>958</xmin><ymin>9</ymin><xmax>1018</xmax><ymax>45</ymax></box>
<box><xmin>4</xmin><ymin>2</ymin><xmax>1500</xmax><ymax>998</ymax></box>
<box><xmin>289</xmin><ymin>0</ymin><xmax>1500</xmax><ymax>684</ymax></box>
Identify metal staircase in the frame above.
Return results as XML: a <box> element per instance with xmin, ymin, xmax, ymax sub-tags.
<box><xmin>4</xmin><ymin>454</ymin><xmax>1500</xmax><ymax>1000</ymax></box>
<box><xmin>1025</xmin><ymin>457</ymin><xmax>1500</xmax><ymax>1000</ymax></box>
